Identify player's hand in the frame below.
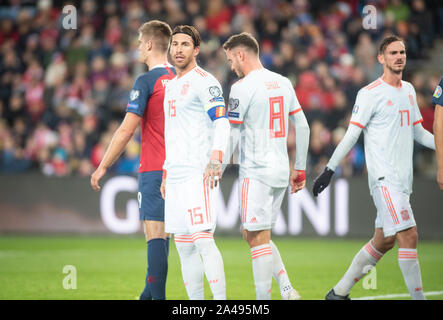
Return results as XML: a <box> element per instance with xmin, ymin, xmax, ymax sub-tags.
<box><xmin>312</xmin><ymin>167</ymin><xmax>334</xmax><ymax>197</ymax></box>
<box><xmin>90</xmin><ymin>166</ymin><xmax>107</xmax><ymax>191</ymax></box>
<box><xmin>290</xmin><ymin>169</ymin><xmax>306</xmax><ymax>194</ymax></box>
<box><xmin>438</xmin><ymin>168</ymin><xmax>443</xmax><ymax>190</ymax></box>
<box><xmin>160</xmin><ymin>178</ymin><xmax>166</xmax><ymax>199</ymax></box>
<box><xmin>204</xmin><ymin>159</ymin><xmax>222</xmax><ymax>189</ymax></box>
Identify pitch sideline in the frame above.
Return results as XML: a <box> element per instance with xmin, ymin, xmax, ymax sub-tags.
<box><xmin>353</xmin><ymin>290</ymin><xmax>443</xmax><ymax>300</ymax></box>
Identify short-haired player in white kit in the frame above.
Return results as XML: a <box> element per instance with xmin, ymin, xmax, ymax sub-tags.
<box><xmin>313</xmin><ymin>36</ymin><xmax>436</xmax><ymax>300</ymax></box>
<box><xmin>223</xmin><ymin>33</ymin><xmax>310</xmax><ymax>300</ymax></box>
<box><xmin>161</xmin><ymin>25</ymin><xmax>230</xmax><ymax>300</ymax></box>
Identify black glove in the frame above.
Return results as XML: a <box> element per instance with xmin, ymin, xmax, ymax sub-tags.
<box><xmin>312</xmin><ymin>167</ymin><xmax>334</xmax><ymax>197</ymax></box>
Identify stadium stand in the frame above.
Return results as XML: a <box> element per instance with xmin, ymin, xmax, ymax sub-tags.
<box><xmin>0</xmin><ymin>0</ymin><xmax>442</xmax><ymax>177</ymax></box>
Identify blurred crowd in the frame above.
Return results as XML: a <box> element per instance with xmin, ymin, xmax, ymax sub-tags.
<box><xmin>0</xmin><ymin>0</ymin><xmax>442</xmax><ymax>178</ymax></box>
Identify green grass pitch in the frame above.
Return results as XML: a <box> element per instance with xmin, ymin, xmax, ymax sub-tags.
<box><xmin>0</xmin><ymin>235</ymin><xmax>442</xmax><ymax>300</ymax></box>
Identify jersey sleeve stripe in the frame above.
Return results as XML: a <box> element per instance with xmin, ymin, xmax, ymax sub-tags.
<box><xmin>289</xmin><ymin>108</ymin><xmax>302</xmax><ymax>115</ymax></box>
<box><xmin>229</xmin><ymin>120</ymin><xmax>243</xmax><ymax>124</ymax></box>
<box><xmin>194</xmin><ymin>67</ymin><xmax>207</xmax><ymax>77</ymax></box>
<box><xmin>413</xmin><ymin>119</ymin><xmax>423</xmax><ymax>126</ymax></box>
<box><xmin>349</xmin><ymin>121</ymin><xmax>365</xmax><ymax>129</ymax></box>
<box><xmin>365</xmin><ymin>79</ymin><xmax>382</xmax><ymax>90</ymax></box>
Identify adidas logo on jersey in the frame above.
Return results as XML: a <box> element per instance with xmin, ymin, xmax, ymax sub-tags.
<box><xmin>387</xmin><ymin>100</ymin><xmax>393</xmax><ymax>106</ymax></box>
<box><xmin>249</xmin><ymin>217</ymin><xmax>257</xmax><ymax>223</ymax></box>
<box><xmin>181</xmin><ymin>83</ymin><xmax>190</xmax><ymax>96</ymax></box>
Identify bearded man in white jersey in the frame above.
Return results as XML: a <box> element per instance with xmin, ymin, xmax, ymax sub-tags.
<box><xmin>222</xmin><ymin>33</ymin><xmax>310</xmax><ymax>300</ymax></box>
<box><xmin>312</xmin><ymin>35</ymin><xmax>436</xmax><ymax>300</ymax></box>
<box><xmin>161</xmin><ymin>25</ymin><xmax>230</xmax><ymax>300</ymax></box>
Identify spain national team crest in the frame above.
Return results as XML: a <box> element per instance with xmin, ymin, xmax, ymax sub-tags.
<box><xmin>181</xmin><ymin>83</ymin><xmax>190</xmax><ymax>96</ymax></box>
<box><xmin>400</xmin><ymin>209</ymin><xmax>410</xmax><ymax>221</ymax></box>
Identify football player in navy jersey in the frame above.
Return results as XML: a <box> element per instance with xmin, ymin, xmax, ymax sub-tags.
<box><xmin>91</xmin><ymin>20</ymin><xmax>175</xmax><ymax>300</ymax></box>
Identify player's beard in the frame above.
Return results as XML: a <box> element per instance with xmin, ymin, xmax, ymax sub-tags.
<box><xmin>173</xmin><ymin>54</ymin><xmax>195</xmax><ymax>72</ymax></box>
<box><xmin>235</xmin><ymin>68</ymin><xmax>244</xmax><ymax>78</ymax></box>
<box><xmin>232</xmin><ymin>62</ymin><xmax>244</xmax><ymax>78</ymax></box>
<box><xmin>386</xmin><ymin>60</ymin><xmax>405</xmax><ymax>74</ymax></box>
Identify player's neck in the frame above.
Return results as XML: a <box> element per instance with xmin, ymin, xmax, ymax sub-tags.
<box><xmin>242</xmin><ymin>61</ymin><xmax>264</xmax><ymax>77</ymax></box>
<box><xmin>146</xmin><ymin>55</ymin><xmax>169</xmax><ymax>70</ymax></box>
<box><xmin>381</xmin><ymin>71</ymin><xmax>402</xmax><ymax>88</ymax></box>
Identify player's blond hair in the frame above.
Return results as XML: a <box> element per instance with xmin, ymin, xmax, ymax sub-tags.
<box><xmin>138</xmin><ymin>20</ymin><xmax>172</xmax><ymax>52</ymax></box>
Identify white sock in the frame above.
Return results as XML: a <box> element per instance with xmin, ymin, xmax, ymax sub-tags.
<box><xmin>334</xmin><ymin>241</ymin><xmax>383</xmax><ymax>296</ymax></box>
<box><xmin>251</xmin><ymin>243</ymin><xmax>273</xmax><ymax>300</ymax></box>
<box><xmin>269</xmin><ymin>240</ymin><xmax>293</xmax><ymax>295</ymax></box>
<box><xmin>174</xmin><ymin>234</ymin><xmax>204</xmax><ymax>300</ymax></box>
<box><xmin>398</xmin><ymin>248</ymin><xmax>425</xmax><ymax>300</ymax></box>
<box><xmin>193</xmin><ymin>232</ymin><xmax>226</xmax><ymax>300</ymax></box>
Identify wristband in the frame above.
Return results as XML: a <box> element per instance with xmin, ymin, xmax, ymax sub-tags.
<box><xmin>294</xmin><ymin>170</ymin><xmax>305</xmax><ymax>183</ymax></box>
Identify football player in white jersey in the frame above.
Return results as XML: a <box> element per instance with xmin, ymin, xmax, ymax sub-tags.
<box><xmin>161</xmin><ymin>25</ymin><xmax>230</xmax><ymax>300</ymax></box>
<box><xmin>313</xmin><ymin>36</ymin><xmax>436</xmax><ymax>300</ymax></box>
<box><xmin>222</xmin><ymin>33</ymin><xmax>310</xmax><ymax>300</ymax></box>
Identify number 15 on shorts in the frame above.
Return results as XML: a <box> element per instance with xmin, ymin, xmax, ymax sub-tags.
<box><xmin>188</xmin><ymin>207</ymin><xmax>204</xmax><ymax>225</ymax></box>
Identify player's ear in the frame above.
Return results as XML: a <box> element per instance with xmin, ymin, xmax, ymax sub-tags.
<box><xmin>238</xmin><ymin>50</ymin><xmax>244</xmax><ymax>62</ymax></box>
<box><xmin>194</xmin><ymin>45</ymin><xmax>200</xmax><ymax>57</ymax></box>
<box><xmin>147</xmin><ymin>39</ymin><xmax>153</xmax><ymax>51</ymax></box>
<box><xmin>377</xmin><ymin>53</ymin><xmax>384</xmax><ymax>65</ymax></box>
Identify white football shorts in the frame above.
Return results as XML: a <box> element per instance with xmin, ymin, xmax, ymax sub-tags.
<box><xmin>372</xmin><ymin>182</ymin><xmax>416</xmax><ymax>237</ymax></box>
<box><xmin>164</xmin><ymin>175</ymin><xmax>217</xmax><ymax>234</ymax></box>
<box><xmin>239</xmin><ymin>177</ymin><xmax>286</xmax><ymax>231</ymax></box>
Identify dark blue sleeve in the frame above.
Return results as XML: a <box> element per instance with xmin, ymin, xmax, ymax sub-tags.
<box><xmin>432</xmin><ymin>76</ymin><xmax>443</xmax><ymax>106</ymax></box>
<box><xmin>126</xmin><ymin>74</ymin><xmax>152</xmax><ymax>117</ymax></box>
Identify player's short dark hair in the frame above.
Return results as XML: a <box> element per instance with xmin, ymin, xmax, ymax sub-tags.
<box><xmin>171</xmin><ymin>25</ymin><xmax>201</xmax><ymax>47</ymax></box>
<box><xmin>222</xmin><ymin>32</ymin><xmax>259</xmax><ymax>55</ymax></box>
<box><xmin>138</xmin><ymin>20</ymin><xmax>172</xmax><ymax>52</ymax></box>
<box><xmin>378</xmin><ymin>35</ymin><xmax>406</xmax><ymax>54</ymax></box>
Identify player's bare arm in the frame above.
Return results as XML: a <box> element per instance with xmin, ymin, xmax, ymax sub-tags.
<box><xmin>90</xmin><ymin>112</ymin><xmax>140</xmax><ymax>191</ymax></box>
<box><xmin>435</xmin><ymin>104</ymin><xmax>443</xmax><ymax>190</ymax></box>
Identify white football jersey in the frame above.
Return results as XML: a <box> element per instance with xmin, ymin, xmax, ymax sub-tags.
<box><xmin>163</xmin><ymin>66</ymin><xmax>225</xmax><ymax>183</ymax></box>
<box><xmin>227</xmin><ymin>68</ymin><xmax>303</xmax><ymax>188</ymax></box>
<box><xmin>348</xmin><ymin>78</ymin><xmax>423</xmax><ymax>194</ymax></box>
